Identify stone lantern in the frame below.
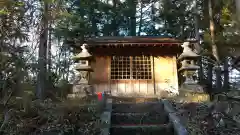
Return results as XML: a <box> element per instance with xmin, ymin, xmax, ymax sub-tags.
<box><xmin>68</xmin><ymin>44</ymin><xmax>94</xmax><ymax>99</ymax></box>
<box><xmin>178</xmin><ymin>42</ymin><xmax>200</xmax><ymax>85</ymax></box>
<box><xmin>177</xmin><ymin>42</ymin><xmax>209</xmax><ymax>102</ymax></box>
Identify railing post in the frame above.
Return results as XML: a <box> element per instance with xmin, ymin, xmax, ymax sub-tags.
<box><xmin>100</xmin><ymin>98</ymin><xmax>112</xmax><ymax>135</ymax></box>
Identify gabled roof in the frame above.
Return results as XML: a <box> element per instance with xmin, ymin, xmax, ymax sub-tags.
<box><xmin>67</xmin><ymin>36</ymin><xmax>197</xmax><ymax>49</ymax></box>
<box><xmin>85</xmin><ymin>36</ymin><xmax>188</xmax><ymax>48</ymax></box>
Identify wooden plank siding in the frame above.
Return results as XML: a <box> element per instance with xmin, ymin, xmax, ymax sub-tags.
<box><xmin>154</xmin><ymin>56</ymin><xmax>178</xmax><ymax>96</ymax></box>
<box><xmin>90</xmin><ymin>55</ymin><xmax>178</xmax><ymax>97</ymax></box>
<box><xmin>90</xmin><ymin>56</ymin><xmax>110</xmax><ymax>93</ymax></box>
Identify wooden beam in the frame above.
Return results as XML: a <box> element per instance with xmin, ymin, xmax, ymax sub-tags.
<box><xmin>89</xmin><ymin>46</ymin><xmax>181</xmax><ymax>56</ymax></box>
<box><xmin>90</xmin><ymin>42</ymin><xmax>181</xmax><ymax>46</ymax></box>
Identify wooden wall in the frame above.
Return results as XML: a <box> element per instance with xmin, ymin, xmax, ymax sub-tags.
<box><xmin>90</xmin><ymin>56</ymin><xmax>110</xmax><ymax>93</ymax></box>
<box><xmin>154</xmin><ymin>56</ymin><xmax>178</xmax><ymax>96</ymax></box>
<box><xmin>90</xmin><ymin>55</ymin><xmax>178</xmax><ymax>97</ymax></box>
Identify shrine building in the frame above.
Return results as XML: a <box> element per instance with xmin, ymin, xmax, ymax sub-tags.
<box><xmin>69</xmin><ymin>36</ymin><xmax>198</xmax><ymax>97</ymax></box>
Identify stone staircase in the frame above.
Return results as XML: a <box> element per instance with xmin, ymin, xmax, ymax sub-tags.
<box><xmin>99</xmin><ymin>97</ymin><xmax>188</xmax><ymax>135</ymax></box>
<box><xmin>110</xmin><ymin>101</ymin><xmax>174</xmax><ymax>135</ymax></box>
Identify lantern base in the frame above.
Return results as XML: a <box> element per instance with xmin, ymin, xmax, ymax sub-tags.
<box><xmin>68</xmin><ymin>84</ymin><xmax>94</xmax><ymax>99</ymax></box>
<box><xmin>183</xmin><ymin>78</ymin><xmax>197</xmax><ymax>85</ymax></box>
<box><xmin>181</xmin><ymin>83</ymin><xmax>204</xmax><ymax>92</ymax></box>
<box><xmin>176</xmin><ymin>90</ymin><xmax>210</xmax><ymax>103</ymax></box>
<box><xmin>176</xmin><ymin>84</ymin><xmax>209</xmax><ymax>103</ymax></box>
<box><xmin>78</xmin><ymin>79</ymin><xmax>89</xmax><ymax>84</ymax></box>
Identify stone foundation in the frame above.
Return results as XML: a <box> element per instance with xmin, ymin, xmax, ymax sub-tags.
<box><xmin>176</xmin><ymin>89</ymin><xmax>210</xmax><ymax>103</ymax></box>
<box><xmin>67</xmin><ymin>84</ymin><xmax>94</xmax><ymax>99</ymax></box>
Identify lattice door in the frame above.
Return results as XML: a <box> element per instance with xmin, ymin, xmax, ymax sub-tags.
<box><xmin>111</xmin><ymin>56</ymin><xmax>152</xmax><ymax>80</ymax></box>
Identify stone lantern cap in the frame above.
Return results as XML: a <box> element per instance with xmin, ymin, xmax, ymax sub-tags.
<box><xmin>178</xmin><ymin>60</ymin><xmax>200</xmax><ymax>72</ymax></box>
<box><xmin>178</xmin><ymin>65</ymin><xmax>200</xmax><ymax>72</ymax></box>
<box><xmin>75</xmin><ymin>64</ymin><xmax>93</xmax><ymax>71</ymax></box>
<box><xmin>178</xmin><ymin>42</ymin><xmax>200</xmax><ymax>60</ymax></box>
<box><xmin>72</xmin><ymin>44</ymin><xmax>93</xmax><ymax>61</ymax></box>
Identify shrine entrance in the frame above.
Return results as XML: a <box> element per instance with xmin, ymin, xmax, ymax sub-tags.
<box><xmin>109</xmin><ymin>55</ymin><xmax>155</xmax><ymax>96</ymax></box>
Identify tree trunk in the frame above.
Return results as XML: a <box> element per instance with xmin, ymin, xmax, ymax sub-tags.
<box><xmin>193</xmin><ymin>0</ymin><xmax>203</xmax><ymax>83</ymax></box>
<box><xmin>37</xmin><ymin>1</ymin><xmax>48</xmax><ymax>99</ymax></box>
<box><xmin>208</xmin><ymin>0</ymin><xmax>219</xmax><ymax>61</ymax></box>
<box><xmin>138</xmin><ymin>1</ymin><xmax>143</xmax><ymax>36</ymax></box>
<box><xmin>208</xmin><ymin>0</ymin><xmax>221</xmax><ymax>91</ymax></box>
<box><xmin>129</xmin><ymin>0</ymin><xmax>137</xmax><ymax>36</ymax></box>
<box><xmin>208</xmin><ymin>60</ymin><xmax>213</xmax><ymax>89</ymax></box>
<box><xmin>48</xmin><ymin>25</ymin><xmax>52</xmax><ymax>73</ymax></box>
<box><xmin>180</xmin><ymin>16</ymin><xmax>185</xmax><ymax>39</ymax></box>
<box><xmin>64</xmin><ymin>45</ymin><xmax>68</xmax><ymax>80</ymax></box>
<box><xmin>112</xmin><ymin>0</ymin><xmax>118</xmax><ymax>36</ymax></box>
<box><xmin>47</xmin><ymin>21</ymin><xmax>52</xmax><ymax>89</ymax></box>
<box><xmin>223</xmin><ymin>57</ymin><xmax>229</xmax><ymax>90</ymax></box>
<box><xmin>90</xmin><ymin>2</ymin><xmax>98</xmax><ymax>36</ymax></box>
<box><xmin>66</xmin><ymin>54</ymin><xmax>70</xmax><ymax>82</ymax></box>
<box><xmin>55</xmin><ymin>38</ymin><xmax>61</xmax><ymax>76</ymax></box>
<box><xmin>215</xmin><ymin>67</ymin><xmax>222</xmax><ymax>91</ymax></box>
<box><xmin>236</xmin><ymin>0</ymin><xmax>240</xmax><ymax>20</ymax></box>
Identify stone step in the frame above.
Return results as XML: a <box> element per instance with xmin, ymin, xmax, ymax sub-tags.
<box><xmin>111</xmin><ymin>124</ymin><xmax>170</xmax><ymax>129</ymax></box>
<box><xmin>108</xmin><ymin>98</ymin><xmax>189</xmax><ymax>135</ymax></box>
<box><xmin>112</xmin><ymin>97</ymin><xmax>159</xmax><ymax>104</ymax></box>
<box><xmin>112</xmin><ymin>102</ymin><xmax>164</xmax><ymax>113</ymax></box>
<box><xmin>110</xmin><ymin>125</ymin><xmax>174</xmax><ymax>135</ymax></box>
<box><xmin>112</xmin><ymin>101</ymin><xmax>160</xmax><ymax>105</ymax></box>
<box><xmin>111</xmin><ymin>113</ymin><xmax>169</xmax><ymax>125</ymax></box>
<box><xmin>112</xmin><ymin>112</ymin><xmax>149</xmax><ymax>116</ymax></box>
<box><xmin>109</xmin><ymin>99</ymin><xmax>175</xmax><ymax>135</ymax></box>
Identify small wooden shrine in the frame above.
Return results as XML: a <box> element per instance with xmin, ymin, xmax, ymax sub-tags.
<box><xmin>69</xmin><ymin>36</ymin><xmax>185</xmax><ymax>97</ymax></box>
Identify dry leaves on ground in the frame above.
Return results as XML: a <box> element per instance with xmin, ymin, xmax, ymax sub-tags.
<box><xmin>170</xmin><ymin>100</ymin><xmax>240</xmax><ymax>135</ymax></box>
<box><xmin>0</xmin><ymin>97</ymin><xmax>102</xmax><ymax>135</ymax></box>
